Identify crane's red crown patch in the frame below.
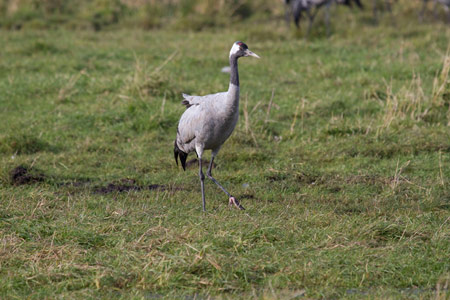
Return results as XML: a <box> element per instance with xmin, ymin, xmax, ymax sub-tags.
<box><xmin>236</xmin><ymin>41</ymin><xmax>248</xmax><ymax>49</ymax></box>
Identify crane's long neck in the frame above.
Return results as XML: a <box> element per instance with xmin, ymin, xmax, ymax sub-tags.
<box><xmin>227</xmin><ymin>54</ymin><xmax>240</xmax><ymax>113</ymax></box>
<box><xmin>229</xmin><ymin>54</ymin><xmax>239</xmax><ymax>87</ymax></box>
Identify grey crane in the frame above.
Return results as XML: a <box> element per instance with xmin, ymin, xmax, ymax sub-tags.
<box><xmin>174</xmin><ymin>41</ymin><xmax>260</xmax><ymax>212</ymax></box>
<box><xmin>285</xmin><ymin>0</ymin><xmax>363</xmax><ymax>36</ymax></box>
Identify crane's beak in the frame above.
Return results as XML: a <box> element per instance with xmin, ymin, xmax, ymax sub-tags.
<box><xmin>245</xmin><ymin>49</ymin><xmax>260</xmax><ymax>58</ymax></box>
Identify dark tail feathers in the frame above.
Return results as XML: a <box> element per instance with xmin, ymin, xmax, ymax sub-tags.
<box><xmin>174</xmin><ymin>140</ymin><xmax>188</xmax><ymax>171</ymax></box>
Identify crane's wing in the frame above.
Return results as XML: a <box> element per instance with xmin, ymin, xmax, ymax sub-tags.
<box><xmin>176</xmin><ymin>105</ymin><xmax>202</xmax><ymax>154</ymax></box>
<box><xmin>181</xmin><ymin>93</ymin><xmax>203</xmax><ymax>108</ymax></box>
<box><xmin>181</xmin><ymin>92</ymin><xmax>225</xmax><ymax>109</ymax></box>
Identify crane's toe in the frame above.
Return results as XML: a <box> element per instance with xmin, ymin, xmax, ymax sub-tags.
<box><xmin>228</xmin><ymin>196</ymin><xmax>245</xmax><ymax>210</ymax></box>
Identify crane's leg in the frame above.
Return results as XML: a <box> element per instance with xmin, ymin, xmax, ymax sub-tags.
<box><xmin>199</xmin><ymin>159</ymin><xmax>206</xmax><ymax>211</ymax></box>
<box><xmin>306</xmin><ymin>7</ymin><xmax>317</xmax><ymax>36</ymax></box>
<box><xmin>293</xmin><ymin>6</ymin><xmax>301</xmax><ymax>28</ymax></box>
<box><xmin>206</xmin><ymin>156</ymin><xmax>230</xmax><ymax>197</ymax></box>
<box><xmin>196</xmin><ymin>145</ymin><xmax>206</xmax><ymax>211</ymax></box>
<box><xmin>206</xmin><ymin>155</ymin><xmax>245</xmax><ymax>210</ymax></box>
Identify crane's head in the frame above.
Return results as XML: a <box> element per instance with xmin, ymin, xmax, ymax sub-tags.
<box><xmin>229</xmin><ymin>41</ymin><xmax>260</xmax><ymax>59</ymax></box>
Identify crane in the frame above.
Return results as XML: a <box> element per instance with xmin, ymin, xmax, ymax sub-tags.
<box><xmin>285</xmin><ymin>0</ymin><xmax>363</xmax><ymax>36</ymax></box>
<box><xmin>174</xmin><ymin>41</ymin><xmax>260</xmax><ymax>211</ymax></box>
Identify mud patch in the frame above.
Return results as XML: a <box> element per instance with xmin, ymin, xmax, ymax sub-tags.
<box><xmin>93</xmin><ymin>179</ymin><xmax>165</xmax><ymax>194</ymax></box>
<box><xmin>10</xmin><ymin>165</ymin><xmax>45</xmax><ymax>185</ymax></box>
<box><xmin>9</xmin><ymin>165</ymin><xmax>174</xmax><ymax>194</ymax></box>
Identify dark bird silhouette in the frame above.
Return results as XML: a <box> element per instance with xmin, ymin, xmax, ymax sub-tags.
<box><xmin>285</xmin><ymin>0</ymin><xmax>363</xmax><ymax>36</ymax></box>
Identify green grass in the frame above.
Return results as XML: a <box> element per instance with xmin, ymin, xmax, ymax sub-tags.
<box><xmin>0</xmin><ymin>11</ymin><xmax>449</xmax><ymax>299</ymax></box>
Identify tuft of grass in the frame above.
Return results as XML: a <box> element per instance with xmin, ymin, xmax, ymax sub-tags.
<box><xmin>122</xmin><ymin>53</ymin><xmax>180</xmax><ymax>101</ymax></box>
<box><xmin>378</xmin><ymin>52</ymin><xmax>450</xmax><ymax>131</ymax></box>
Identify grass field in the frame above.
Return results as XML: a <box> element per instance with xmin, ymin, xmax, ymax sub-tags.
<box><xmin>0</xmin><ymin>8</ymin><xmax>449</xmax><ymax>299</ymax></box>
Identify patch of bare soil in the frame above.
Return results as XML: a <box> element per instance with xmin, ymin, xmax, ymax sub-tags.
<box><xmin>10</xmin><ymin>165</ymin><xmax>45</xmax><ymax>185</ymax></box>
<box><xmin>9</xmin><ymin>165</ymin><xmax>170</xmax><ymax>194</ymax></box>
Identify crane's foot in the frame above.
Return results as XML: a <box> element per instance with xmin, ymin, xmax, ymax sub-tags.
<box><xmin>229</xmin><ymin>196</ymin><xmax>245</xmax><ymax>210</ymax></box>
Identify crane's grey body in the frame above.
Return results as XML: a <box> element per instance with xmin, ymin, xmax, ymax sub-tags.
<box><xmin>174</xmin><ymin>41</ymin><xmax>259</xmax><ymax>211</ymax></box>
<box><xmin>176</xmin><ymin>85</ymin><xmax>239</xmax><ymax>156</ymax></box>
